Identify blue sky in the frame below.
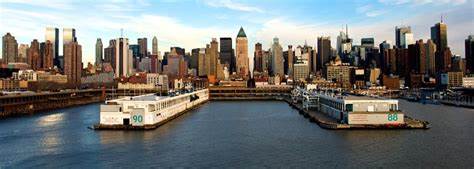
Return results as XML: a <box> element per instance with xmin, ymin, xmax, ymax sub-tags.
<box><xmin>1</xmin><ymin>0</ymin><xmax>473</xmax><ymax>65</ymax></box>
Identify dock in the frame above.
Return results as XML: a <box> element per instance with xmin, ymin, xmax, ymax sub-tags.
<box><xmin>285</xmin><ymin>98</ymin><xmax>430</xmax><ymax>130</ymax></box>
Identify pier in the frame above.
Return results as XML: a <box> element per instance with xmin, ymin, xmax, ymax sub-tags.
<box><xmin>208</xmin><ymin>87</ymin><xmax>292</xmax><ymax>100</ymax></box>
<box><xmin>285</xmin><ymin>98</ymin><xmax>429</xmax><ymax>129</ymax></box>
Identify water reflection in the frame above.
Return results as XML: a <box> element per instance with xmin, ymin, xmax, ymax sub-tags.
<box><xmin>36</xmin><ymin>113</ymin><xmax>64</xmax><ymax>127</ymax></box>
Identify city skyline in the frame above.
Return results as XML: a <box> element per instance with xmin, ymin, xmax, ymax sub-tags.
<box><xmin>0</xmin><ymin>0</ymin><xmax>473</xmax><ymax>65</ymax></box>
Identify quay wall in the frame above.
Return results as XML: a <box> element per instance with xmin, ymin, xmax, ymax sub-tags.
<box><xmin>0</xmin><ymin>89</ymin><xmax>166</xmax><ymax>119</ymax></box>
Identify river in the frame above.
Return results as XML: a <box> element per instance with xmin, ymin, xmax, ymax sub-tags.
<box><xmin>0</xmin><ymin>100</ymin><xmax>473</xmax><ymax>168</ymax></box>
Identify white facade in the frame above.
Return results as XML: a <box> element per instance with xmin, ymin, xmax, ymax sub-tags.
<box><xmin>401</xmin><ymin>33</ymin><xmax>415</xmax><ymax>48</ymax></box>
<box><xmin>316</xmin><ymin>91</ymin><xmax>404</xmax><ymax>125</ymax></box>
<box><xmin>114</xmin><ymin>38</ymin><xmax>133</xmax><ymax>77</ymax></box>
<box><xmin>100</xmin><ymin>89</ymin><xmax>209</xmax><ymax>126</ymax></box>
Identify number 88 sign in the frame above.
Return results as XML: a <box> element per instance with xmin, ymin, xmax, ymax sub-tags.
<box><xmin>387</xmin><ymin>113</ymin><xmax>398</xmax><ymax>121</ymax></box>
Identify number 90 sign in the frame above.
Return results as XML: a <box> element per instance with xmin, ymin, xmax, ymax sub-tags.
<box><xmin>132</xmin><ymin>115</ymin><xmax>143</xmax><ymax>123</ymax></box>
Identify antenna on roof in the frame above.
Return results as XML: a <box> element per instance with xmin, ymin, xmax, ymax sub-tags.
<box><xmin>441</xmin><ymin>14</ymin><xmax>444</xmax><ymax>23</ymax></box>
<box><xmin>346</xmin><ymin>24</ymin><xmax>348</xmax><ymax>37</ymax></box>
<box><xmin>120</xmin><ymin>28</ymin><xmax>123</xmax><ymax>38</ymax></box>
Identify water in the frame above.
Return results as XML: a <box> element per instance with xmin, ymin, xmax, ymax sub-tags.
<box><xmin>0</xmin><ymin>100</ymin><xmax>473</xmax><ymax>168</ymax></box>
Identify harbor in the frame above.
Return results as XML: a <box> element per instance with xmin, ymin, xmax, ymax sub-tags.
<box><xmin>1</xmin><ymin>99</ymin><xmax>472</xmax><ymax>168</ymax></box>
<box><xmin>90</xmin><ymin>86</ymin><xmax>430</xmax><ymax>130</ymax></box>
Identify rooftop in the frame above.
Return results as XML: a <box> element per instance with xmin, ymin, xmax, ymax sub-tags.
<box><xmin>237</xmin><ymin>27</ymin><xmax>247</xmax><ymax>38</ymax></box>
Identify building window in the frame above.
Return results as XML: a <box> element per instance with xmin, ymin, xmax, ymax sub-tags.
<box><xmin>345</xmin><ymin>104</ymin><xmax>353</xmax><ymax>112</ymax></box>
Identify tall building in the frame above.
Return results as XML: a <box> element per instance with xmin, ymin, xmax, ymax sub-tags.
<box><xmin>166</xmin><ymin>48</ymin><xmax>187</xmax><ymax>78</ymax></box>
<box><xmin>425</xmin><ymin>39</ymin><xmax>437</xmax><ymax>76</ymax></box>
<box><xmin>395</xmin><ymin>26</ymin><xmax>412</xmax><ymax>48</ymax></box>
<box><xmin>40</xmin><ymin>41</ymin><xmax>54</xmax><ymax>69</ymax></box>
<box><xmin>254</xmin><ymin>43</ymin><xmax>263</xmax><ymax>73</ymax></box>
<box><xmin>262</xmin><ymin>50</ymin><xmax>270</xmax><ymax>73</ymax></box>
<box><xmin>45</xmin><ymin>27</ymin><xmax>59</xmax><ymax>63</ymax></box>
<box><xmin>152</xmin><ymin>36</ymin><xmax>158</xmax><ymax>55</ymax></box>
<box><xmin>190</xmin><ymin>48</ymin><xmax>200</xmax><ymax>70</ymax></box>
<box><xmin>138</xmin><ymin>38</ymin><xmax>147</xmax><ymax>58</ymax></box>
<box><xmin>408</xmin><ymin>40</ymin><xmax>426</xmax><ymax>74</ymax></box>
<box><xmin>317</xmin><ymin>37</ymin><xmax>331</xmax><ymax>71</ymax></box>
<box><xmin>293</xmin><ymin>59</ymin><xmax>309</xmax><ymax>82</ymax></box>
<box><xmin>236</xmin><ymin>27</ymin><xmax>249</xmax><ymax>77</ymax></box>
<box><xmin>402</xmin><ymin>33</ymin><xmax>415</xmax><ymax>49</ymax></box>
<box><xmin>63</xmin><ymin>41</ymin><xmax>82</xmax><ymax>87</ymax></box>
<box><xmin>2</xmin><ymin>33</ymin><xmax>18</xmax><ymax>63</ymax></box>
<box><xmin>431</xmin><ymin>20</ymin><xmax>448</xmax><ymax>72</ymax></box>
<box><xmin>361</xmin><ymin>38</ymin><xmax>375</xmax><ymax>48</ymax></box>
<box><xmin>207</xmin><ymin>38</ymin><xmax>219</xmax><ymax>77</ymax></box>
<box><xmin>115</xmin><ymin>38</ymin><xmax>132</xmax><ymax>77</ymax></box>
<box><xmin>197</xmin><ymin>48</ymin><xmax>207</xmax><ymax>76</ymax></box>
<box><xmin>104</xmin><ymin>39</ymin><xmax>116</xmax><ymax>67</ymax></box>
<box><xmin>379</xmin><ymin>41</ymin><xmax>392</xmax><ymax>74</ymax></box>
<box><xmin>466</xmin><ymin>35</ymin><xmax>474</xmax><ymax>73</ymax></box>
<box><xmin>287</xmin><ymin>45</ymin><xmax>294</xmax><ymax>77</ymax></box>
<box><xmin>271</xmin><ymin>37</ymin><xmax>284</xmax><ymax>76</ymax></box>
<box><xmin>28</xmin><ymin>40</ymin><xmax>41</xmax><ymax>70</ymax></box>
<box><xmin>18</xmin><ymin>44</ymin><xmax>29</xmax><ymax>63</ymax></box>
<box><xmin>219</xmin><ymin>37</ymin><xmax>234</xmax><ymax>72</ymax></box>
<box><xmin>337</xmin><ymin>25</ymin><xmax>352</xmax><ymax>58</ymax></box>
<box><xmin>63</xmin><ymin>28</ymin><xmax>76</xmax><ymax>45</ymax></box>
<box><xmin>96</xmin><ymin>38</ymin><xmax>103</xmax><ymax>66</ymax></box>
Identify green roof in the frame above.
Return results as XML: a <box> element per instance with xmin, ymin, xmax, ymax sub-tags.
<box><xmin>237</xmin><ymin>27</ymin><xmax>246</xmax><ymax>38</ymax></box>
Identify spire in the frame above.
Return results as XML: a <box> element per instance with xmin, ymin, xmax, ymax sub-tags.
<box><xmin>346</xmin><ymin>24</ymin><xmax>348</xmax><ymax>37</ymax></box>
<box><xmin>441</xmin><ymin>14</ymin><xmax>444</xmax><ymax>23</ymax></box>
<box><xmin>237</xmin><ymin>27</ymin><xmax>247</xmax><ymax>38</ymax></box>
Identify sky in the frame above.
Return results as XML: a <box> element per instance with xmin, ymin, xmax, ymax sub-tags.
<box><xmin>0</xmin><ymin>0</ymin><xmax>473</xmax><ymax>67</ymax></box>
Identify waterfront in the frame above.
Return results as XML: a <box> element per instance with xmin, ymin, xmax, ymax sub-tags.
<box><xmin>0</xmin><ymin>100</ymin><xmax>473</xmax><ymax>168</ymax></box>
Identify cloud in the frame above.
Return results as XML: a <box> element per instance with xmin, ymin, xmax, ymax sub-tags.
<box><xmin>202</xmin><ymin>0</ymin><xmax>264</xmax><ymax>13</ymax></box>
<box><xmin>378</xmin><ymin>0</ymin><xmax>468</xmax><ymax>5</ymax></box>
<box><xmin>356</xmin><ymin>4</ymin><xmax>388</xmax><ymax>17</ymax></box>
<box><xmin>0</xmin><ymin>0</ymin><xmax>75</xmax><ymax>10</ymax></box>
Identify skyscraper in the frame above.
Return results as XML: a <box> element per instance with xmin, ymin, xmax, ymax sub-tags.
<box><xmin>408</xmin><ymin>40</ymin><xmax>426</xmax><ymax>74</ymax></box>
<box><xmin>64</xmin><ymin>41</ymin><xmax>82</xmax><ymax>87</ymax></box>
<box><xmin>465</xmin><ymin>35</ymin><xmax>474</xmax><ymax>73</ymax></box>
<box><xmin>45</xmin><ymin>27</ymin><xmax>59</xmax><ymax>64</ymax></box>
<box><xmin>28</xmin><ymin>39</ymin><xmax>40</xmax><ymax>70</ymax></box>
<box><xmin>40</xmin><ymin>40</ymin><xmax>54</xmax><ymax>69</ymax></box>
<box><xmin>271</xmin><ymin>37</ymin><xmax>284</xmax><ymax>76</ymax></box>
<box><xmin>96</xmin><ymin>38</ymin><xmax>103</xmax><ymax>66</ymax></box>
<box><xmin>337</xmin><ymin>25</ymin><xmax>352</xmax><ymax>58</ymax></box>
<box><xmin>115</xmin><ymin>38</ymin><xmax>132</xmax><ymax>77</ymax></box>
<box><xmin>379</xmin><ymin>41</ymin><xmax>392</xmax><ymax>74</ymax></box>
<box><xmin>287</xmin><ymin>45</ymin><xmax>294</xmax><ymax>77</ymax></box>
<box><xmin>431</xmin><ymin>20</ymin><xmax>448</xmax><ymax>72</ymax></box>
<box><xmin>254</xmin><ymin>43</ymin><xmax>263</xmax><ymax>73</ymax></box>
<box><xmin>207</xmin><ymin>38</ymin><xmax>219</xmax><ymax>77</ymax></box>
<box><xmin>104</xmin><ymin>39</ymin><xmax>116</xmax><ymax>67</ymax></box>
<box><xmin>317</xmin><ymin>37</ymin><xmax>331</xmax><ymax>71</ymax></box>
<box><xmin>361</xmin><ymin>38</ymin><xmax>375</xmax><ymax>48</ymax></box>
<box><xmin>425</xmin><ymin>39</ymin><xmax>436</xmax><ymax>76</ymax></box>
<box><xmin>2</xmin><ymin>33</ymin><xmax>18</xmax><ymax>63</ymax></box>
<box><xmin>190</xmin><ymin>48</ymin><xmax>200</xmax><ymax>70</ymax></box>
<box><xmin>138</xmin><ymin>38</ymin><xmax>148</xmax><ymax>58</ymax></box>
<box><xmin>18</xmin><ymin>44</ymin><xmax>29</xmax><ymax>63</ymax></box>
<box><xmin>63</xmin><ymin>28</ymin><xmax>76</xmax><ymax>45</ymax></box>
<box><xmin>198</xmin><ymin>48</ymin><xmax>207</xmax><ymax>76</ymax></box>
<box><xmin>395</xmin><ymin>26</ymin><xmax>412</xmax><ymax>48</ymax></box>
<box><xmin>236</xmin><ymin>27</ymin><xmax>249</xmax><ymax>77</ymax></box>
<box><xmin>151</xmin><ymin>36</ymin><xmax>158</xmax><ymax>56</ymax></box>
<box><xmin>219</xmin><ymin>37</ymin><xmax>234</xmax><ymax>72</ymax></box>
